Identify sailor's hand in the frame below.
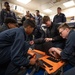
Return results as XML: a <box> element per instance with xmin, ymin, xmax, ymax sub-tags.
<box><xmin>49</xmin><ymin>47</ymin><xmax>61</xmax><ymax>58</ymax></box>
<box><xmin>29</xmin><ymin>40</ymin><xmax>34</xmax><ymax>45</ymax></box>
<box><xmin>29</xmin><ymin>57</ymin><xmax>37</xmax><ymax>65</ymax></box>
<box><xmin>45</xmin><ymin>38</ymin><xmax>53</xmax><ymax>42</ymax></box>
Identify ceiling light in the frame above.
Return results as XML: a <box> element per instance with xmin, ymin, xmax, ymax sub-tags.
<box><xmin>43</xmin><ymin>9</ymin><xmax>52</xmax><ymax>13</ymax></box>
<box><xmin>17</xmin><ymin>0</ymin><xmax>31</xmax><ymax>4</ymax></box>
<box><xmin>63</xmin><ymin>1</ymin><xmax>75</xmax><ymax>7</ymax></box>
<box><xmin>40</xmin><ymin>13</ymin><xmax>45</xmax><ymax>16</ymax></box>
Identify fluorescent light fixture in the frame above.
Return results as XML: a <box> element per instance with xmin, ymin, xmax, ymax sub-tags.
<box><xmin>40</xmin><ymin>13</ymin><xmax>45</xmax><ymax>16</ymax></box>
<box><xmin>17</xmin><ymin>0</ymin><xmax>31</xmax><ymax>4</ymax></box>
<box><xmin>43</xmin><ymin>9</ymin><xmax>52</xmax><ymax>13</ymax></box>
<box><xmin>63</xmin><ymin>1</ymin><xmax>75</xmax><ymax>7</ymax></box>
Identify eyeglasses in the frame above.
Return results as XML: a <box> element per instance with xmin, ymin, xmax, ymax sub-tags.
<box><xmin>59</xmin><ymin>29</ymin><xmax>65</xmax><ymax>35</ymax></box>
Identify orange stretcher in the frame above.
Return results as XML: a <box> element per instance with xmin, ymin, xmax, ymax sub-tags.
<box><xmin>27</xmin><ymin>49</ymin><xmax>65</xmax><ymax>74</ymax></box>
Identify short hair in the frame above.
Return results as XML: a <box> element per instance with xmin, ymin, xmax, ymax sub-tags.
<box><xmin>43</xmin><ymin>16</ymin><xmax>50</xmax><ymax>24</ymax></box>
<box><xmin>26</xmin><ymin>11</ymin><xmax>29</xmax><ymax>13</ymax></box>
<box><xmin>23</xmin><ymin>19</ymin><xmax>35</xmax><ymax>28</ymax></box>
<box><xmin>4</xmin><ymin>18</ymin><xmax>18</xmax><ymax>26</ymax></box>
<box><xmin>58</xmin><ymin>23</ymin><xmax>71</xmax><ymax>30</ymax></box>
<box><xmin>36</xmin><ymin>10</ymin><xmax>39</xmax><ymax>13</ymax></box>
<box><xmin>4</xmin><ymin>2</ymin><xmax>9</xmax><ymax>6</ymax></box>
<box><xmin>57</xmin><ymin>7</ymin><xmax>61</xmax><ymax>10</ymax></box>
<box><xmin>6</xmin><ymin>4</ymin><xmax>10</xmax><ymax>7</ymax></box>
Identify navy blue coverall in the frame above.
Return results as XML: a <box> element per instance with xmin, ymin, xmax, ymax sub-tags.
<box><xmin>53</xmin><ymin>13</ymin><xmax>66</xmax><ymax>23</ymax></box>
<box><xmin>0</xmin><ymin>26</ymin><xmax>30</xmax><ymax>75</ymax></box>
<box><xmin>61</xmin><ymin>30</ymin><xmax>75</xmax><ymax>66</ymax></box>
<box><xmin>0</xmin><ymin>9</ymin><xmax>17</xmax><ymax>25</ymax></box>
